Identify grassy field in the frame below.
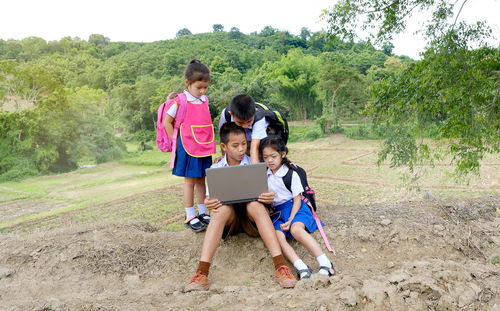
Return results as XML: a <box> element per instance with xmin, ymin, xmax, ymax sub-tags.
<box><xmin>1</xmin><ymin>125</ymin><xmax>498</xmax><ymax>233</ymax></box>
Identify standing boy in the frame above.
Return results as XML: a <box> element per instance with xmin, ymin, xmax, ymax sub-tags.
<box><xmin>184</xmin><ymin>122</ymin><xmax>297</xmax><ymax>291</ymax></box>
<box><xmin>218</xmin><ymin>94</ymin><xmax>269</xmax><ymax>164</ymax></box>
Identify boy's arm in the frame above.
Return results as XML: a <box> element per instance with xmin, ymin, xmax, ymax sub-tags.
<box><xmin>250</xmin><ymin>139</ymin><xmax>260</xmax><ymax>164</ymax></box>
<box><xmin>164</xmin><ymin>114</ymin><xmax>175</xmax><ymax>139</ymax></box>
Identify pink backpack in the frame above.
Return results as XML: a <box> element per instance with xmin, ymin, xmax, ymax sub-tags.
<box><xmin>156</xmin><ymin>92</ymin><xmax>187</xmax><ymax>168</ymax></box>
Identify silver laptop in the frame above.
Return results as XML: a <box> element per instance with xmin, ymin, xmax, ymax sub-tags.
<box><xmin>206</xmin><ymin>163</ymin><xmax>268</xmax><ymax>205</ymax></box>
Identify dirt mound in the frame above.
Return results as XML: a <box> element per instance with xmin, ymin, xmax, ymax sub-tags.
<box><xmin>0</xmin><ymin>196</ymin><xmax>499</xmax><ymax>310</ymax></box>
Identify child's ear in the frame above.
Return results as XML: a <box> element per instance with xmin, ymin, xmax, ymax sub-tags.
<box><xmin>281</xmin><ymin>151</ymin><xmax>287</xmax><ymax>158</ymax></box>
<box><xmin>185</xmin><ymin>79</ymin><xmax>189</xmax><ymax>87</ymax></box>
<box><xmin>220</xmin><ymin>142</ymin><xmax>227</xmax><ymax>153</ymax></box>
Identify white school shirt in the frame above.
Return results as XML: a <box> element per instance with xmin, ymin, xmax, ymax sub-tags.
<box><xmin>267</xmin><ymin>165</ymin><xmax>304</xmax><ymax>207</ymax></box>
<box><xmin>218</xmin><ymin>108</ymin><xmax>268</xmax><ymax>142</ymax></box>
<box><xmin>205</xmin><ymin>153</ymin><xmax>252</xmax><ymax>197</ymax></box>
<box><xmin>166</xmin><ymin>90</ymin><xmax>207</xmax><ymax>118</ymax></box>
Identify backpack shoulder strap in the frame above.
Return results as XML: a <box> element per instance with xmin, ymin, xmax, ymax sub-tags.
<box><xmin>282</xmin><ymin>164</ymin><xmax>296</xmax><ymax>194</ymax></box>
<box><xmin>174</xmin><ymin>93</ymin><xmax>188</xmax><ymax>127</ymax></box>
<box><xmin>224</xmin><ymin>107</ymin><xmax>231</xmax><ymax>123</ymax></box>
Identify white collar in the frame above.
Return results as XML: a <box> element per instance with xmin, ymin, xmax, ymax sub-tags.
<box><xmin>267</xmin><ymin>164</ymin><xmax>288</xmax><ymax>177</ymax></box>
<box><xmin>220</xmin><ymin>153</ymin><xmax>251</xmax><ymax>167</ymax></box>
<box><xmin>184</xmin><ymin>90</ymin><xmax>206</xmax><ymax>102</ymax></box>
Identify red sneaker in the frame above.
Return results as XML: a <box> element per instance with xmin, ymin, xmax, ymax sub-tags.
<box><xmin>184</xmin><ymin>271</ymin><xmax>210</xmax><ymax>292</ymax></box>
<box><xmin>274</xmin><ymin>265</ymin><xmax>297</xmax><ymax>288</ymax></box>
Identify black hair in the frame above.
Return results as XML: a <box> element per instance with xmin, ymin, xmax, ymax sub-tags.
<box><xmin>259</xmin><ymin>135</ymin><xmax>291</xmax><ymax>168</ymax></box>
<box><xmin>219</xmin><ymin>122</ymin><xmax>246</xmax><ymax>145</ymax></box>
<box><xmin>230</xmin><ymin>94</ymin><xmax>256</xmax><ymax>120</ymax></box>
<box><xmin>185</xmin><ymin>59</ymin><xmax>211</xmax><ymax>84</ymax></box>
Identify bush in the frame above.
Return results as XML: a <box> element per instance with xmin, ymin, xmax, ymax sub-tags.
<box><xmin>0</xmin><ymin>158</ymin><xmax>39</xmax><ymax>182</ymax></box>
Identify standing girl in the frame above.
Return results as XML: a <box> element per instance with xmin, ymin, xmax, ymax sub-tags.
<box><xmin>259</xmin><ymin>135</ymin><xmax>335</xmax><ymax>279</ymax></box>
<box><xmin>164</xmin><ymin>59</ymin><xmax>216</xmax><ymax>232</ymax></box>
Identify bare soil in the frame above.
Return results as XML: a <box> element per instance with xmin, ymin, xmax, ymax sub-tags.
<box><xmin>1</xmin><ymin>195</ymin><xmax>499</xmax><ymax>311</ymax></box>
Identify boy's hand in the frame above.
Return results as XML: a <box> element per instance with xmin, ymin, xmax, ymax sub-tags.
<box><xmin>280</xmin><ymin>220</ymin><xmax>291</xmax><ymax>232</ymax></box>
<box><xmin>213</xmin><ymin>155</ymin><xmax>224</xmax><ymax>163</ymax></box>
<box><xmin>258</xmin><ymin>190</ymin><xmax>275</xmax><ymax>205</ymax></box>
<box><xmin>204</xmin><ymin>197</ymin><xmax>222</xmax><ymax>211</ymax></box>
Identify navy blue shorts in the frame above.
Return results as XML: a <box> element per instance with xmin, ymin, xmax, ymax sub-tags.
<box><xmin>271</xmin><ymin>199</ymin><xmax>324</xmax><ymax>239</ymax></box>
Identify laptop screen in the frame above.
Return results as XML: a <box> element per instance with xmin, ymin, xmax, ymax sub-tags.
<box><xmin>206</xmin><ymin>163</ymin><xmax>268</xmax><ymax>205</ymax></box>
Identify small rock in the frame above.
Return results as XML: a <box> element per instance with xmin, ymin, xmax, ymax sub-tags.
<box><xmin>388</xmin><ymin>270</ymin><xmax>411</xmax><ymax>284</ymax></box>
<box><xmin>339</xmin><ymin>286</ymin><xmax>358</xmax><ymax>306</ymax></box>
<box><xmin>386</xmin><ymin>262</ymin><xmax>395</xmax><ymax>269</ymax></box>
<box><xmin>0</xmin><ymin>268</ymin><xmax>14</xmax><ymax>279</ymax></box>
<box><xmin>120</xmin><ymin>290</ymin><xmax>128</xmax><ymax>296</ymax></box>
<box><xmin>380</xmin><ymin>219</ymin><xmax>392</xmax><ymax>226</ymax></box>
<box><xmin>361</xmin><ymin>248</ymin><xmax>367</xmax><ymax>253</ymax></box>
<box><xmin>423</xmin><ymin>190</ymin><xmax>436</xmax><ymax>200</ymax></box>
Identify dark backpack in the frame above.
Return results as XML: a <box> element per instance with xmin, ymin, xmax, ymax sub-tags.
<box><xmin>224</xmin><ymin>102</ymin><xmax>289</xmax><ymax>144</ymax></box>
<box><xmin>282</xmin><ymin>163</ymin><xmax>334</xmax><ymax>253</ymax></box>
<box><xmin>282</xmin><ymin>163</ymin><xmax>317</xmax><ymax>211</ymax></box>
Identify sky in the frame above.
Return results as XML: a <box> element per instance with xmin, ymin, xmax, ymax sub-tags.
<box><xmin>1</xmin><ymin>0</ymin><xmax>499</xmax><ymax>59</ymax></box>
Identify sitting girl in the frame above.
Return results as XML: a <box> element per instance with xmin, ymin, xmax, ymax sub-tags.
<box><xmin>259</xmin><ymin>135</ymin><xmax>335</xmax><ymax>279</ymax></box>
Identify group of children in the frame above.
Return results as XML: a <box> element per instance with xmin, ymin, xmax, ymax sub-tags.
<box><xmin>163</xmin><ymin>59</ymin><xmax>335</xmax><ymax>291</ymax></box>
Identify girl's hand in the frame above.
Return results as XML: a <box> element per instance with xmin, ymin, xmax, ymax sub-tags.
<box><xmin>204</xmin><ymin>197</ymin><xmax>222</xmax><ymax>211</ymax></box>
<box><xmin>258</xmin><ymin>190</ymin><xmax>275</xmax><ymax>205</ymax></box>
<box><xmin>280</xmin><ymin>220</ymin><xmax>291</xmax><ymax>232</ymax></box>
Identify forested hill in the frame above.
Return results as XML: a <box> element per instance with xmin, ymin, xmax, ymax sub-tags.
<box><xmin>0</xmin><ymin>29</ymin><xmax>410</xmax><ymax>180</ymax></box>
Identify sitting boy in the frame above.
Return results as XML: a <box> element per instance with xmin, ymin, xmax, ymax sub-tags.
<box><xmin>184</xmin><ymin>122</ymin><xmax>297</xmax><ymax>291</ymax></box>
<box><xmin>218</xmin><ymin>94</ymin><xmax>268</xmax><ymax>164</ymax></box>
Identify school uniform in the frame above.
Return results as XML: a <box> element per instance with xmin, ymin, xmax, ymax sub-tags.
<box><xmin>268</xmin><ymin>164</ymin><xmax>323</xmax><ymax>239</ymax></box>
<box><xmin>205</xmin><ymin>153</ymin><xmax>262</xmax><ymax>238</ymax></box>
<box><xmin>218</xmin><ymin>108</ymin><xmax>269</xmax><ymax>142</ymax></box>
<box><xmin>168</xmin><ymin>90</ymin><xmax>213</xmax><ymax>177</ymax></box>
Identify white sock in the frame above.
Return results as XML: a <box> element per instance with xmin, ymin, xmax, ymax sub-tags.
<box><xmin>293</xmin><ymin>259</ymin><xmax>309</xmax><ymax>278</ymax></box>
<box><xmin>185</xmin><ymin>207</ymin><xmax>197</xmax><ymax>222</ymax></box>
<box><xmin>316</xmin><ymin>254</ymin><xmax>332</xmax><ymax>275</ymax></box>
<box><xmin>198</xmin><ymin>204</ymin><xmax>207</xmax><ymax>215</ymax></box>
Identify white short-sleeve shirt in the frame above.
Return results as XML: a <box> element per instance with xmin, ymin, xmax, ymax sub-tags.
<box><xmin>218</xmin><ymin>108</ymin><xmax>268</xmax><ymax>142</ymax></box>
<box><xmin>267</xmin><ymin>165</ymin><xmax>304</xmax><ymax>207</ymax></box>
<box><xmin>205</xmin><ymin>154</ymin><xmax>251</xmax><ymax>196</ymax></box>
<box><xmin>167</xmin><ymin>90</ymin><xmax>207</xmax><ymax>118</ymax></box>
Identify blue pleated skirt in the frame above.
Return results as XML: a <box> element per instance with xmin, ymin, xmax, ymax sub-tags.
<box><xmin>172</xmin><ymin>135</ymin><xmax>212</xmax><ymax>177</ymax></box>
<box><xmin>271</xmin><ymin>199</ymin><xmax>324</xmax><ymax>239</ymax></box>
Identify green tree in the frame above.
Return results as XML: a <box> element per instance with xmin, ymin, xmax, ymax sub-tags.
<box><xmin>325</xmin><ymin>0</ymin><xmax>500</xmax><ymax>177</ymax></box>
<box><xmin>266</xmin><ymin>49</ymin><xmax>320</xmax><ymax>120</ymax></box>
<box><xmin>212</xmin><ymin>24</ymin><xmax>224</xmax><ymax>32</ymax></box>
<box><xmin>176</xmin><ymin>28</ymin><xmax>192</xmax><ymax>38</ymax></box>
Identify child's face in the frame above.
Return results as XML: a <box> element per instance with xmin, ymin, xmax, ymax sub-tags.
<box><xmin>232</xmin><ymin>114</ymin><xmax>254</xmax><ymax>129</ymax></box>
<box><xmin>262</xmin><ymin>146</ymin><xmax>285</xmax><ymax>172</ymax></box>
<box><xmin>222</xmin><ymin>133</ymin><xmax>247</xmax><ymax>164</ymax></box>
<box><xmin>186</xmin><ymin>80</ymin><xmax>209</xmax><ymax>98</ymax></box>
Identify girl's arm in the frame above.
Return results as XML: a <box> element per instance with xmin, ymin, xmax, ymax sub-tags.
<box><xmin>280</xmin><ymin>194</ymin><xmax>302</xmax><ymax>232</ymax></box>
<box><xmin>164</xmin><ymin>114</ymin><xmax>175</xmax><ymax>139</ymax></box>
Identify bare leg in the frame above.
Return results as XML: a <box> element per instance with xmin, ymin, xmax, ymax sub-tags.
<box><xmin>276</xmin><ymin>230</ymin><xmax>300</xmax><ymax>263</ymax></box>
<box><xmin>247</xmin><ymin>201</ymin><xmax>282</xmax><ymax>257</ymax></box>
<box><xmin>183</xmin><ymin>177</ymin><xmax>196</xmax><ymax>207</ymax></box>
<box><xmin>290</xmin><ymin>222</ymin><xmax>323</xmax><ymax>257</ymax></box>
<box><xmin>199</xmin><ymin>205</ymin><xmax>235</xmax><ymax>262</ymax></box>
<box><xmin>194</xmin><ymin>177</ymin><xmax>206</xmax><ymax>207</ymax></box>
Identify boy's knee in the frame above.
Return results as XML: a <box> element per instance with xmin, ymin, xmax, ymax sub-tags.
<box><xmin>246</xmin><ymin>201</ymin><xmax>266</xmax><ymax>217</ymax></box>
<box><xmin>212</xmin><ymin>205</ymin><xmax>234</xmax><ymax>221</ymax></box>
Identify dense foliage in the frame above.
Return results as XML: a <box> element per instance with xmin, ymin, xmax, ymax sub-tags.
<box><xmin>1</xmin><ymin>28</ymin><xmax>404</xmax><ymax>180</ymax></box>
<box><xmin>326</xmin><ymin>0</ymin><xmax>500</xmax><ymax>177</ymax></box>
